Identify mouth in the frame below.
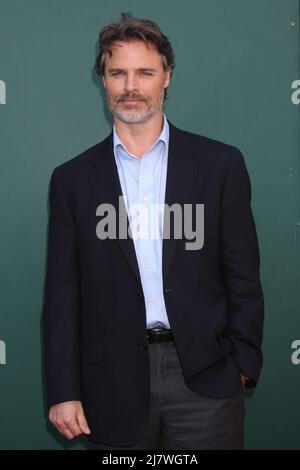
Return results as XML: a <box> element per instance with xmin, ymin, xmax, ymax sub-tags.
<box><xmin>121</xmin><ymin>99</ymin><xmax>143</xmax><ymax>103</ymax></box>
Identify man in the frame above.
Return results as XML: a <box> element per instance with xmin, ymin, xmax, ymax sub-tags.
<box><xmin>43</xmin><ymin>12</ymin><xmax>264</xmax><ymax>450</ymax></box>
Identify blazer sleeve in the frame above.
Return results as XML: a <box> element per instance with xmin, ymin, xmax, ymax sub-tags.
<box><xmin>221</xmin><ymin>148</ymin><xmax>264</xmax><ymax>388</ymax></box>
<box><xmin>42</xmin><ymin>167</ymin><xmax>81</xmax><ymax>407</ymax></box>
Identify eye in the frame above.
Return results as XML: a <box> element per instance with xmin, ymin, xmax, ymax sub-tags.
<box><xmin>140</xmin><ymin>72</ymin><xmax>152</xmax><ymax>76</ymax></box>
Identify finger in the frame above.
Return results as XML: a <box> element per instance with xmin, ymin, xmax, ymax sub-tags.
<box><xmin>49</xmin><ymin>411</ymin><xmax>64</xmax><ymax>436</ymax></box>
<box><xmin>49</xmin><ymin>408</ymin><xmax>57</xmax><ymax>426</ymax></box>
<box><xmin>77</xmin><ymin>408</ymin><xmax>91</xmax><ymax>434</ymax></box>
<box><xmin>58</xmin><ymin>413</ymin><xmax>82</xmax><ymax>438</ymax></box>
<box><xmin>54</xmin><ymin>419</ymin><xmax>74</xmax><ymax>438</ymax></box>
<box><xmin>55</xmin><ymin>423</ymin><xmax>67</xmax><ymax>436</ymax></box>
<box><xmin>67</xmin><ymin>419</ymin><xmax>83</xmax><ymax>437</ymax></box>
<box><xmin>56</xmin><ymin>417</ymin><xmax>78</xmax><ymax>439</ymax></box>
<box><xmin>60</xmin><ymin>426</ymin><xmax>76</xmax><ymax>440</ymax></box>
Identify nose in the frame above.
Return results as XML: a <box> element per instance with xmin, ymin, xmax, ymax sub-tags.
<box><xmin>124</xmin><ymin>72</ymin><xmax>139</xmax><ymax>94</ymax></box>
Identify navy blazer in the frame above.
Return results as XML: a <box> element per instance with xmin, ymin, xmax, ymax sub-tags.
<box><xmin>43</xmin><ymin>119</ymin><xmax>264</xmax><ymax>446</ymax></box>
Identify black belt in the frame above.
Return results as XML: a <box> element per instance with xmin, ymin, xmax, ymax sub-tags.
<box><xmin>146</xmin><ymin>327</ymin><xmax>174</xmax><ymax>343</ymax></box>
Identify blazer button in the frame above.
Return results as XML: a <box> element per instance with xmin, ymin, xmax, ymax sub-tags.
<box><xmin>164</xmin><ymin>288</ymin><xmax>174</xmax><ymax>293</ymax></box>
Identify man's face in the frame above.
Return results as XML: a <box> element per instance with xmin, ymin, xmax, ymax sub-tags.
<box><xmin>102</xmin><ymin>40</ymin><xmax>171</xmax><ymax>124</ymax></box>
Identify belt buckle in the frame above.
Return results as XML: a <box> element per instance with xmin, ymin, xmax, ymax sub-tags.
<box><xmin>147</xmin><ymin>327</ymin><xmax>169</xmax><ymax>343</ymax></box>
<box><xmin>152</xmin><ymin>327</ymin><xmax>165</xmax><ymax>333</ymax></box>
<box><xmin>147</xmin><ymin>327</ymin><xmax>160</xmax><ymax>341</ymax></box>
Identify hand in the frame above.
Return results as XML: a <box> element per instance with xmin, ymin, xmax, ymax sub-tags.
<box><xmin>240</xmin><ymin>374</ymin><xmax>248</xmax><ymax>387</ymax></box>
<box><xmin>49</xmin><ymin>400</ymin><xmax>91</xmax><ymax>440</ymax></box>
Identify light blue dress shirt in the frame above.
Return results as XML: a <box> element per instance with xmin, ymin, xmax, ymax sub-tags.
<box><xmin>113</xmin><ymin>114</ymin><xmax>171</xmax><ymax>329</ymax></box>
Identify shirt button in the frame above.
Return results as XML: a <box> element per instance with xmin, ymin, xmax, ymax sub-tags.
<box><xmin>145</xmin><ymin>296</ymin><xmax>151</xmax><ymax>304</ymax></box>
<box><xmin>143</xmin><ymin>196</ymin><xmax>149</xmax><ymax>203</ymax></box>
<box><xmin>144</xmin><ymin>262</ymin><xmax>150</xmax><ymax>270</ymax></box>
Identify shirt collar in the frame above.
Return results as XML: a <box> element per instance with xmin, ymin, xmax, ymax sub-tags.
<box><xmin>113</xmin><ymin>113</ymin><xmax>169</xmax><ymax>155</ymax></box>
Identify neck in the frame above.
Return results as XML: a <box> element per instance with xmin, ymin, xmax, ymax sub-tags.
<box><xmin>114</xmin><ymin>112</ymin><xmax>164</xmax><ymax>158</ymax></box>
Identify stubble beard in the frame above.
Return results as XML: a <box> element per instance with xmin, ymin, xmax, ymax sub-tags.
<box><xmin>107</xmin><ymin>88</ymin><xmax>165</xmax><ymax>124</ymax></box>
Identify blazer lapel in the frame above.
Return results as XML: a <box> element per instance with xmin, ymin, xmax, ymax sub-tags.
<box><xmin>88</xmin><ymin>133</ymin><xmax>142</xmax><ymax>285</ymax></box>
<box><xmin>162</xmin><ymin>120</ymin><xmax>200</xmax><ymax>282</ymax></box>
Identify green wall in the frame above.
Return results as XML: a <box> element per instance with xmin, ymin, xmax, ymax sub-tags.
<box><xmin>0</xmin><ymin>0</ymin><xmax>299</xmax><ymax>450</ymax></box>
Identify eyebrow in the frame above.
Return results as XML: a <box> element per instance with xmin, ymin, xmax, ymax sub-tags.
<box><xmin>107</xmin><ymin>68</ymin><xmax>157</xmax><ymax>73</ymax></box>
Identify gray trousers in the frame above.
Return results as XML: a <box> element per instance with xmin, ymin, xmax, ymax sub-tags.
<box><xmin>87</xmin><ymin>340</ymin><xmax>245</xmax><ymax>450</ymax></box>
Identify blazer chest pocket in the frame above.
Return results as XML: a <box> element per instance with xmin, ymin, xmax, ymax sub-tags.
<box><xmin>80</xmin><ymin>341</ymin><xmax>104</xmax><ymax>364</ymax></box>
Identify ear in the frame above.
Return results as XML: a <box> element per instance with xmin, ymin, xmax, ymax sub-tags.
<box><xmin>163</xmin><ymin>66</ymin><xmax>171</xmax><ymax>89</ymax></box>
